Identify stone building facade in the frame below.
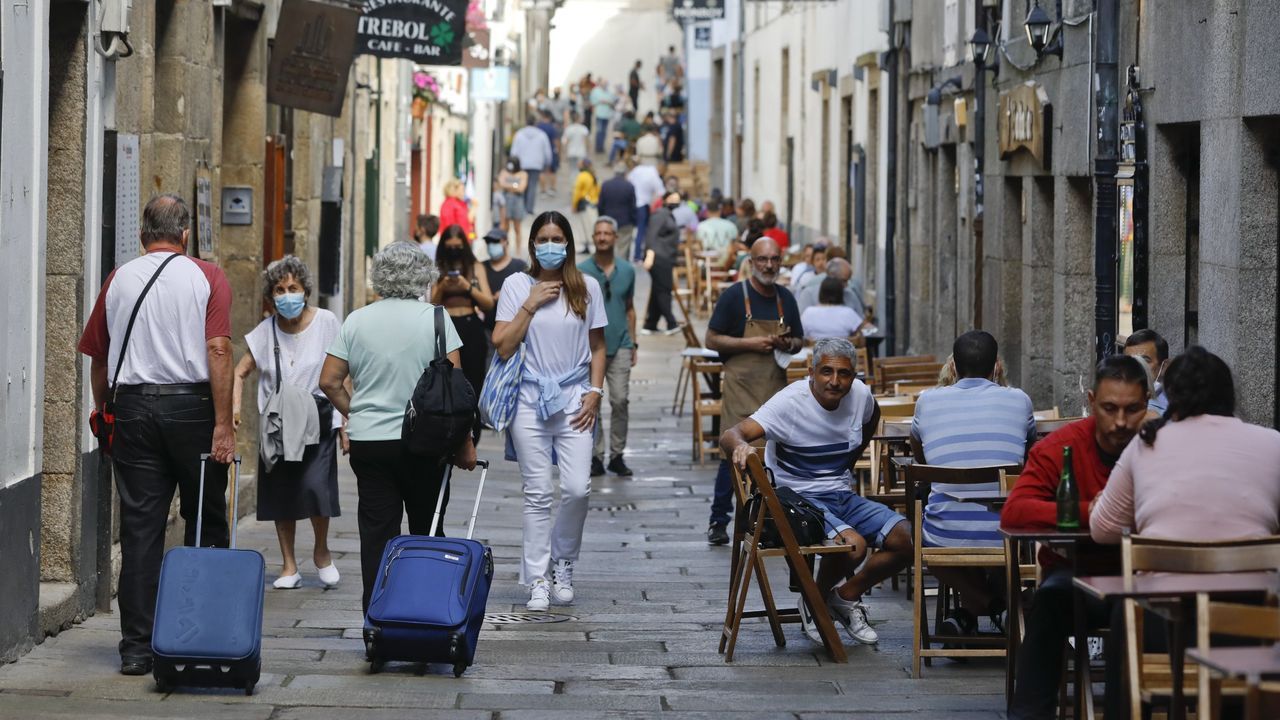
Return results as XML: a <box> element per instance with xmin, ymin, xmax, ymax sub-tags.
<box><xmin>890</xmin><ymin>0</ymin><xmax>1280</xmax><ymax>422</ymax></box>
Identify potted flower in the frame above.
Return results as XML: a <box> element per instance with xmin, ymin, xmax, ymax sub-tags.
<box><xmin>412</xmin><ymin>71</ymin><xmax>441</xmax><ymax>120</ymax></box>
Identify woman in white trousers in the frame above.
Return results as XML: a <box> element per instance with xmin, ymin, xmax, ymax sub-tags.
<box><xmin>492</xmin><ymin>210</ymin><xmax>608</xmax><ymax>611</ymax></box>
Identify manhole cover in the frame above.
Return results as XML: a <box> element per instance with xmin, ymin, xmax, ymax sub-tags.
<box><xmin>484</xmin><ymin>613</ymin><xmax>574</xmax><ymax>624</ymax></box>
<box><xmin>591</xmin><ymin>503</ymin><xmax>637</xmax><ymax>512</ymax></box>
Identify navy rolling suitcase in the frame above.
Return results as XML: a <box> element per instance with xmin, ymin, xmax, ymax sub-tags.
<box><xmin>363</xmin><ymin>459</ymin><xmax>493</xmax><ymax>677</ymax></box>
<box><xmin>152</xmin><ymin>455</ymin><xmax>265</xmax><ymax>694</ymax></box>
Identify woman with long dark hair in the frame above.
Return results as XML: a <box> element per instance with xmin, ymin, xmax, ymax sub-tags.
<box><xmin>431</xmin><ymin>223</ymin><xmax>495</xmax><ymax>444</ymax></box>
<box><xmin>1090</xmin><ymin>346</ymin><xmax>1280</xmax><ymax>544</ymax></box>
<box><xmin>492</xmin><ymin>211</ymin><xmax>607</xmax><ymax>611</ymax></box>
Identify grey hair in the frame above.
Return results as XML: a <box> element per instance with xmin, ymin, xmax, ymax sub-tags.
<box><xmin>262</xmin><ymin>255</ymin><xmax>314</xmax><ymax>299</ymax></box>
<box><xmin>594</xmin><ymin>215</ymin><xmax>619</xmax><ymax>233</ymax></box>
<box><xmin>811</xmin><ymin>337</ymin><xmax>859</xmax><ymax>369</ymax></box>
<box><xmin>141</xmin><ymin>193</ymin><xmax>191</xmax><ymax>245</ymax></box>
<box><xmin>826</xmin><ymin>257</ymin><xmax>852</xmax><ymax>280</ymax></box>
<box><xmin>371</xmin><ymin>241</ymin><xmax>438</xmax><ymax>299</ymax></box>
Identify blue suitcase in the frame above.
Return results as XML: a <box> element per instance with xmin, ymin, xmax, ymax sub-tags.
<box><xmin>152</xmin><ymin>455</ymin><xmax>265</xmax><ymax>694</ymax></box>
<box><xmin>363</xmin><ymin>460</ymin><xmax>493</xmax><ymax>677</ymax></box>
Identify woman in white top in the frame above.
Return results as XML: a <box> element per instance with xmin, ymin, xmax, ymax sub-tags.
<box><xmin>233</xmin><ymin>256</ymin><xmax>343</xmax><ymax>590</ymax></box>
<box><xmin>492</xmin><ymin>211</ymin><xmax>607</xmax><ymax>611</ymax></box>
<box><xmin>800</xmin><ymin>277</ymin><xmax>866</xmax><ymax>341</ymax></box>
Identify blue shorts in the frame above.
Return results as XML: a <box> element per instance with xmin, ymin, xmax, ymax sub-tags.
<box><xmin>803</xmin><ymin>490</ymin><xmax>906</xmax><ymax>547</ymax></box>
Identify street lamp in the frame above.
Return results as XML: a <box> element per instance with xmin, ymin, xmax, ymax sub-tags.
<box><xmin>969</xmin><ymin>27</ymin><xmax>991</xmax><ymax>66</ymax></box>
<box><xmin>1024</xmin><ymin>2</ymin><xmax>1063</xmax><ymax>59</ymax></box>
<box><xmin>1024</xmin><ymin>4</ymin><xmax>1052</xmax><ymax>51</ymax></box>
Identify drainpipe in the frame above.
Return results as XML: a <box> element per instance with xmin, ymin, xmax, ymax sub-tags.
<box><xmin>882</xmin><ymin>4</ymin><xmax>899</xmax><ymax>357</ymax></box>
<box><xmin>1093</xmin><ymin>0</ymin><xmax>1120</xmax><ymax>360</ymax></box>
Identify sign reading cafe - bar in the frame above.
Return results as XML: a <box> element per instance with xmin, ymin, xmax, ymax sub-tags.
<box><xmin>357</xmin><ymin>0</ymin><xmax>467</xmax><ymax>65</ymax></box>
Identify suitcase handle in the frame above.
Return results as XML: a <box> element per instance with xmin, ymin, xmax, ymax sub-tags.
<box><xmin>429</xmin><ymin>459</ymin><xmax>489</xmax><ymax>540</ymax></box>
<box><xmin>198</xmin><ymin>453</ymin><xmax>242</xmax><ymax>549</ymax></box>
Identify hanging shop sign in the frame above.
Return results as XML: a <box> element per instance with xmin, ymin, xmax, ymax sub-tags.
<box><xmin>672</xmin><ymin>0</ymin><xmax>725</xmax><ymax>21</ymax></box>
<box><xmin>267</xmin><ymin>0</ymin><xmax>360</xmax><ymax>117</ymax></box>
<box><xmin>470</xmin><ymin>66</ymin><xmax>510</xmax><ymax>101</ymax></box>
<box><xmin>997</xmin><ymin>82</ymin><xmax>1052</xmax><ymax>170</ymax></box>
<box><xmin>462</xmin><ymin>26</ymin><xmax>490</xmax><ymax>69</ymax></box>
<box><xmin>357</xmin><ymin>0</ymin><xmax>467</xmax><ymax>65</ymax></box>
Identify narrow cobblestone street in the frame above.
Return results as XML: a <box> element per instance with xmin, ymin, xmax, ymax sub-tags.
<box><xmin>0</xmin><ymin>246</ymin><xmax>1006</xmax><ymax>718</ymax></box>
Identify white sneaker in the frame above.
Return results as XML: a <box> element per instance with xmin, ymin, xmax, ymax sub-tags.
<box><xmin>527</xmin><ymin>580</ymin><xmax>551</xmax><ymax>611</ymax></box>
<box><xmin>796</xmin><ymin>596</ymin><xmax>824</xmax><ymax>645</ymax></box>
<box><xmin>550</xmin><ymin>559</ymin><xmax>575</xmax><ymax>604</ymax></box>
<box><xmin>827</xmin><ymin>591</ymin><xmax>879</xmax><ymax>645</ymax></box>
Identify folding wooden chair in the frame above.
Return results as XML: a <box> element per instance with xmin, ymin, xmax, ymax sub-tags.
<box><xmin>1196</xmin><ymin>600</ymin><xmax>1280</xmax><ymax>720</ymax></box>
<box><xmin>690</xmin><ymin>361</ymin><xmax>723</xmax><ymax>463</ymax></box>
<box><xmin>1121</xmin><ymin>534</ymin><xmax>1280</xmax><ymax>720</ymax></box>
<box><xmin>672</xmin><ymin>323</ymin><xmax>708</xmax><ymax>417</ymax></box>
<box><xmin>906</xmin><ymin>463</ymin><xmax>1018</xmax><ymax>678</ymax></box>
<box><xmin>719</xmin><ymin>453</ymin><xmax>849</xmax><ymax>663</ymax></box>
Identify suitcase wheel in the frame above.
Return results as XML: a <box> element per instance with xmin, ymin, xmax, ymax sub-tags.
<box><xmin>452</xmin><ymin>662</ymin><xmax>466</xmax><ymax>678</ymax></box>
<box><xmin>369</xmin><ymin>659</ymin><xmax>385</xmax><ymax>674</ymax></box>
<box><xmin>155</xmin><ymin>678</ymin><xmax>172</xmax><ymax>694</ymax></box>
<box><xmin>244</xmin><ymin>682</ymin><xmax>255</xmax><ymax>696</ymax></box>
<box><xmin>415</xmin><ymin>662</ymin><xmax>428</xmax><ymax>677</ymax></box>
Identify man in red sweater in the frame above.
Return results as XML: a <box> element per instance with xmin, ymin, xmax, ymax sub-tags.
<box><xmin>1002</xmin><ymin>354</ymin><xmax>1150</xmax><ymax>720</ymax></box>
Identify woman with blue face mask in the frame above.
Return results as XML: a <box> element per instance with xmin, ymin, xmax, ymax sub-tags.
<box><xmin>492</xmin><ymin>211</ymin><xmax>608</xmax><ymax>611</ymax></box>
<box><xmin>233</xmin><ymin>255</ymin><xmax>344</xmax><ymax>590</ymax></box>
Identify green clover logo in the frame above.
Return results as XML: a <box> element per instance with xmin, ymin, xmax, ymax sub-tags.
<box><xmin>430</xmin><ymin>22</ymin><xmax>454</xmax><ymax>47</ymax></box>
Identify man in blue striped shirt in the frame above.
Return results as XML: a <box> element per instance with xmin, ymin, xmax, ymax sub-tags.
<box><xmin>911</xmin><ymin>330</ymin><xmax>1035</xmax><ymax>635</ymax></box>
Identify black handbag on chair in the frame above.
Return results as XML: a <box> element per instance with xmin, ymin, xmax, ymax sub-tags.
<box><xmin>744</xmin><ymin>468</ymin><xmax>828</xmax><ymax>548</ymax></box>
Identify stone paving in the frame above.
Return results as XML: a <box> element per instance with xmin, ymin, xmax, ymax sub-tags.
<box><xmin>0</xmin><ymin>189</ymin><xmax>1007</xmax><ymax>719</ymax></box>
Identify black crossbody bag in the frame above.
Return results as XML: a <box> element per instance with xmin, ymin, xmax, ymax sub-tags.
<box><xmin>90</xmin><ymin>253</ymin><xmax>182</xmax><ymax>454</ymax></box>
<box><xmin>744</xmin><ymin>468</ymin><xmax>829</xmax><ymax>548</ymax></box>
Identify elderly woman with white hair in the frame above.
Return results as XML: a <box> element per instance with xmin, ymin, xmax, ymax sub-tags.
<box><xmin>319</xmin><ymin>241</ymin><xmax>477</xmax><ymax>612</ymax></box>
<box><xmin>233</xmin><ymin>255</ymin><xmax>343</xmax><ymax>590</ymax></box>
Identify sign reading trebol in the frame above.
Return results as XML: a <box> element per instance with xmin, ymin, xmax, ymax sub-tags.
<box><xmin>357</xmin><ymin>0</ymin><xmax>467</xmax><ymax>65</ymax></box>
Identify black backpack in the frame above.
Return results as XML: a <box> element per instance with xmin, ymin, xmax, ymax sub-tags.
<box><xmin>401</xmin><ymin>306</ymin><xmax>477</xmax><ymax>458</ymax></box>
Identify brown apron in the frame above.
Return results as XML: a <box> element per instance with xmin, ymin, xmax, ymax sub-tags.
<box><xmin>721</xmin><ymin>280</ymin><xmax>789</xmax><ymax>431</ymax></box>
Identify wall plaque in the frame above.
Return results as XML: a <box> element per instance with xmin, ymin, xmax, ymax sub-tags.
<box><xmin>268</xmin><ymin>0</ymin><xmax>360</xmax><ymax>117</ymax></box>
<box><xmin>997</xmin><ymin>82</ymin><xmax>1052</xmax><ymax>170</ymax></box>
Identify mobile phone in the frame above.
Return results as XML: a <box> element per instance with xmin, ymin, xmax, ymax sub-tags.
<box><xmin>448</xmin><ymin>270</ymin><xmax>461</xmax><ymax>278</ymax></box>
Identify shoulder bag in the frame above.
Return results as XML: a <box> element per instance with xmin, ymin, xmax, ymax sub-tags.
<box><xmin>402</xmin><ymin>306</ymin><xmax>478</xmax><ymax>458</ymax></box>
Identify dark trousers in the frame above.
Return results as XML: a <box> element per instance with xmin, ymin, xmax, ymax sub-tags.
<box><xmin>1011</xmin><ymin>567</ymin><xmax>1121</xmax><ymax>720</ymax></box>
<box><xmin>523</xmin><ymin>176</ymin><xmax>541</xmax><ymax>215</ymax></box>
<box><xmin>453</xmin><ymin>313</ymin><xmax>490</xmax><ymax>445</ymax></box>
<box><xmin>348</xmin><ymin>440</ymin><xmax>449</xmax><ymax>612</ymax></box>
<box><xmin>110</xmin><ymin>392</ymin><xmax>228</xmax><ymax>658</ymax></box>
<box><xmin>633</xmin><ymin>205</ymin><xmax>650</xmax><ymax>261</ymax></box>
<box><xmin>643</xmin><ymin>258</ymin><xmax>678</xmax><ymax>330</ymax></box>
<box><xmin>710</xmin><ymin>460</ymin><xmax>734</xmax><ymax>527</ymax></box>
<box><xmin>595</xmin><ymin>117</ymin><xmax>610</xmax><ymax>153</ymax></box>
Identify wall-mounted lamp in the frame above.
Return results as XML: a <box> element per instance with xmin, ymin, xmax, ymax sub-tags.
<box><xmin>926</xmin><ymin>76</ymin><xmax>963</xmax><ymax>106</ymax></box>
<box><xmin>969</xmin><ymin>27</ymin><xmax>1000</xmax><ymax>78</ymax></box>
<box><xmin>1024</xmin><ymin>2</ymin><xmax>1064</xmax><ymax>59</ymax></box>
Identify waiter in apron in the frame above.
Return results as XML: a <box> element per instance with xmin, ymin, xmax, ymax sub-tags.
<box><xmin>704</xmin><ymin>237</ymin><xmax>804</xmax><ymax>545</ymax></box>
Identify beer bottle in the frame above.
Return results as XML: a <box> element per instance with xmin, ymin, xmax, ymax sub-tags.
<box><xmin>1056</xmin><ymin>446</ymin><xmax>1080</xmax><ymax>529</ymax></box>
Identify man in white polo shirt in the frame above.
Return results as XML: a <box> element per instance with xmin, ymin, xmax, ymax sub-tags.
<box><xmin>77</xmin><ymin>194</ymin><xmax>236</xmax><ymax>676</ymax></box>
<box><xmin>721</xmin><ymin>337</ymin><xmax>912</xmax><ymax>646</ymax></box>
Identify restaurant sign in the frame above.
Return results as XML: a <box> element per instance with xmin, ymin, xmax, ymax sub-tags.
<box><xmin>997</xmin><ymin>82</ymin><xmax>1052</xmax><ymax>170</ymax></box>
<box><xmin>267</xmin><ymin>0</ymin><xmax>360</xmax><ymax>117</ymax></box>
<box><xmin>672</xmin><ymin>0</ymin><xmax>725</xmax><ymax>21</ymax></box>
<box><xmin>357</xmin><ymin>0</ymin><xmax>467</xmax><ymax>66</ymax></box>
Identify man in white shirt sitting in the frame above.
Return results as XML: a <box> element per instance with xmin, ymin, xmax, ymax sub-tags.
<box><xmin>721</xmin><ymin>337</ymin><xmax>912</xmax><ymax>646</ymax></box>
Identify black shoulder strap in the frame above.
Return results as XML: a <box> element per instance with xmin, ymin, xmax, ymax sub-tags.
<box><xmin>110</xmin><ymin>252</ymin><xmax>183</xmax><ymax>396</ymax></box>
<box><xmin>272</xmin><ymin>316</ymin><xmax>282</xmax><ymax>393</ymax></box>
<box><xmin>433</xmin><ymin>305</ymin><xmax>447</xmax><ymax>362</ymax></box>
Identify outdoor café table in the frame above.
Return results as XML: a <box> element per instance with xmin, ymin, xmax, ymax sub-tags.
<box><xmin>1073</xmin><ymin>571</ymin><xmax>1279</xmax><ymax>720</ymax></box>
<box><xmin>940</xmin><ymin>489</ymin><xmax>1006</xmax><ymax>513</ymax></box>
<box><xmin>1187</xmin><ymin>645</ymin><xmax>1280</xmax><ymax>720</ymax></box>
<box><xmin>999</xmin><ymin>526</ymin><xmax>1098</xmax><ymax>716</ymax></box>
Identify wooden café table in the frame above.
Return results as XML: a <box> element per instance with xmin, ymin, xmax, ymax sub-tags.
<box><xmin>1187</xmin><ymin>645</ymin><xmax>1280</xmax><ymax>720</ymax></box>
<box><xmin>1073</xmin><ymin>571</ymin><xmax>1279</xmax><ymax>720</ymax></box>
<box><xmin>1000</xmin><ymin>525</ymin><xmax>1098</xmax><ymax>716</ymax></box>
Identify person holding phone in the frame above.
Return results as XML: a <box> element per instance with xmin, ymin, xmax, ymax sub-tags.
<box><xmin>431</xmin><ymin>224</ymin><xmax>495</xmax><ymax>445</ymax></box>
